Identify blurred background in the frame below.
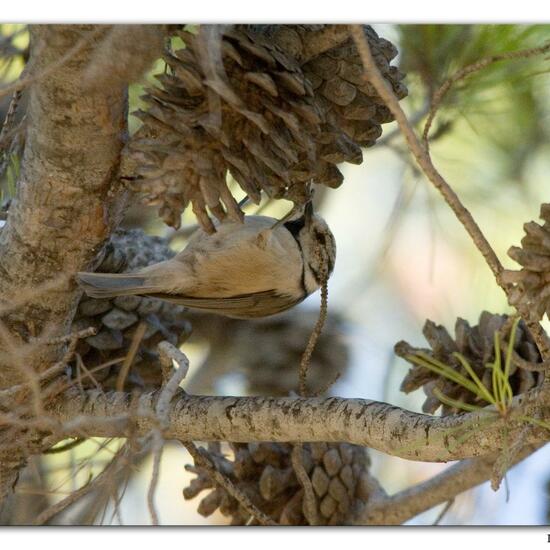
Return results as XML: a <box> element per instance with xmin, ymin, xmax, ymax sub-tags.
<box><xmin>2</xmin><ymin>23</ymin><xmax>550</xmax><ymax>525</ymax></box>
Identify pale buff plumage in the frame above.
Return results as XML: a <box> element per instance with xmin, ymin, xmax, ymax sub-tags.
<box><xmin>77</xmin><ymin>213</ymin><xmax>335</xmax><ymax>319</ymax></box>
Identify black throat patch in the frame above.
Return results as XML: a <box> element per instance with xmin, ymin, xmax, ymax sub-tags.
<box><xmin>283</xmin><ymin>218</ymin><xmax>307</xmax><ymax>295</ymax></box>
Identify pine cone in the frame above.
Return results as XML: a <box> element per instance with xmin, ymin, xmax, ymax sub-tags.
<box><xmin>187</xmin><ymin>309</ymin><xmax>348</xmax><ymax>396</ymax></box>
<box><xmin>395</xmin><ymin>311</ymin><xmax>543</xmax><ymax>415</ymax></box>
<box><xmin>71</xmin><ymin>229</ymin><xmax>191</xmax><ymax>390</ymax></box>
<box><xmin>128</xmin><ymin>24</ymin><xmax>407</xmax><ymax>231</ymax></box>
<box><xmin>259</xmin><ymin>25</ymin><xmax>407</xmax><ymax>145</ymax></box>
<box><xmin>504</xmin><ymin>204</ymin><xmax>550</xmax><ymax>321</ymax></box>
<box><xmin>183</xmin><ymin>442</ymin><xmax>373</xmax><ymax>525</ymax></box>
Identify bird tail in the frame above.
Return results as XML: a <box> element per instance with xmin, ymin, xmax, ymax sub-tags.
<box><xmin>77</xmin><ymin>272</ymin><xmax>158</xmax><ymax>299</ymax></box>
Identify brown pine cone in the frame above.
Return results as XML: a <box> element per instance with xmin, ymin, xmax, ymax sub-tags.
<box><xmin>183</xmin><ymin>442</ymin><xmax>374</xmax><ymax>525</ymax></box>
<box><xmin>395</xmin><ymin>311</ymin><xmax>543</xmax><ymax>415</ymax></box>
<box><xmin>504</xmin><ymin>203</ymin><xmax>550</xmax><ymax>321</ymax></box>
<box><xmin>127</xmin><ymin>24</ymin><xmax>407</xmax><ymax>231</ymax></box>
<box><xmin>71</xmin><ymin>229</ymin><xmax>191</xmax><ymax>390</ymax></box>
<box><xmin>258</xmin><ymin>25</ymin><xmax>407</xmax><ymax>145</ymax></box>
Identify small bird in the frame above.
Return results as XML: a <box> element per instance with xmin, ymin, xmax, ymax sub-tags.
<box><xmin>77</xmin><ymin>204</ymin><xmax>336</xmax><ymax>319</ymax></box>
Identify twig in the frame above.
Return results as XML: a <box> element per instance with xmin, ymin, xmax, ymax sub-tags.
<box><xmin>33</xmin><ymin>442</ymin><xmax>130</xmax><ymax>525</ymax></box>
<box><xmin>377</xmin><ymin>99</ymin><xmax>431</xmax><ymax>147</ymax></box>
<box><xmin>350</xmin><ymin>25</ymin><xmax>504</xmax><ymax>283</ymax></box>
<box><xmin>36</xmin><ymin>326</ymin><xmax>96</xmax><ymax>347</ymax></box>
<box><xmin>295</xmin><ymin>261</ymin><xmax>330</xmax><ymax>524</ymax></box>
<box><xmin>0</xmin><ymin>89</ymin><xmax>22</xmax><ymax>151</ymax></box>
<box><xmin>299</xmin><ymin>279</ymin><xmax>329</xmax><ymax>396</ymax></box>
<box><xmin>423</xmin><ymin>41</ymin><xmax>550</xmax><ymax>150</ymax></box>
<box><xmin>433</xmin><ymin>498</ymin><xmax>454</xmax><ymax>525</ymax></box>
<box><xmin>146</xmin><ymin>342</ymin><xmax>189</xmax><ymax>526</ymax></box>
<box><xmin>116</xmin><ymin>322</ymin><xmax>147</xmax><ymax>392</ymax></box>
<box><xmin>359</xmin><ymin>443</ymin><xmax>542</xmax><ymax>525</ymax></box>
<box><xmin>0</xmin><ymin>326</ymin><xmax>96</xmax><ymax>409</ymax></box>
<box><xmin>0</xmin><ymin>318</ymin><xmax>44</xmax><ymax>417</ymax></box>
<box><xmin>146</xmin><ymin>430</ymin><xmax>162</xmax><ymax>526</ymax></box>
<box><xmin>290</xmin><ymin>444</ymin><xmax>318</xmax><ymax>525</ymax></box>
<box><xmin>74</xmin><ymin>354</ymin><xmax>102</xmax><ymax>393</ymax></box>
<box><xmin>156</xmin><ymin>342</ymin><xmax>277</xmax><ymax>526</ymax></box>
<box><xmin>43</xmin><ymin>437</ymin><xmax>86</xmax><ymax>455</ymax></box>
<box><xmin>349</xmin><ymin>25</ymin><xmax>550</xmax><ymax>361</ymax></box>
<box><xmin>156</xmin><ymin>342</ymin><xmax>189</xmax><ymax>412</ymax></box>
<box><xmin>183</xmin><ymin>441</ymin><xmax>278</xmax><ymax>526</ymax></box>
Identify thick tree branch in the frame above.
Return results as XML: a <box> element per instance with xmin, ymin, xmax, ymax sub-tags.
<box><xmin>47</xmin><ymin>386</ymin><xmax>550</xmax><ymax>463</ymax></box>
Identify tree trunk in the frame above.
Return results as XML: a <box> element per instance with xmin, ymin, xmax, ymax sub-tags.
<box><xmin>0</xmin><ymin>24</ymin><xmax>127</xmax><ymax>507</ymax></box>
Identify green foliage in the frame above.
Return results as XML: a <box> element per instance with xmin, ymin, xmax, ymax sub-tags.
<box><xmin>395</xmin><ymin>24</ymin><xmax>550</xmax><ymax>204</ymax></box>
<box><xmin>398</xmin><ymin>24</ymin><xmax>549</xmax><ymax>92</ymax></box>
<box><xmin>405</xmin><ymin>317</ymin><xmax>521</xmax><ymax>415</ymax></box>
<box><xmin>5</xmin><ymin>151</ymin><xmax>19</xmax><ymax>196</ymax></box>
<box><xmin>0</xmin><ymin>151</ymin><xmax>20</xmax><ymax>203</ymax></box>
<box><xmin>0</xmin><ymin>23</ymin><xmax>28</xmax><ymax>83</ymax></box>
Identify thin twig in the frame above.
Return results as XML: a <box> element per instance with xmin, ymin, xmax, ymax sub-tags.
<box><xmin>33</xmin><ymin>442</ymin><xmax>130</xmax><ymax>525</ymax></box>
<box><xmin>146</xmin><ymin>430</ymin><xmax>162</xmax><ymax>526</ymax></box>
<box><xmin>158</xmin><ymin>345</ymin><xmax>278</xmax><ymax>526</ymax></box>
<box><xmin>36</xmin><ymin>326</ymin><xmax>96</xmax><ymax>347</ymax></box>
<box><xmin>433</xmin><ymin>498</ymin><xmax>454</xmax><ymax>525</ymax></box>
<box><xmin>349</xmin><ymin>25</ymin><xmax>550</xmax><ymax>360</ymax></box>
<box><xmin>423</xmin><ymin>41</ymin><xmax>550</xmax><ymax>150</ymax></box>
<box><xmin>183</xmin><ymin>441</ymin><xmax>278</xmax><ymax>526</ymax></box>
<box><xmin>299</xmin><ymin>279</ymin><xmax>329</xmax><ymax>396</ymax></box>
<box><xmin>43</xmin><ymin>437</ymin><xmax>86</xmax><ymax>455</ymax></box>
<box><xmin>290</xmin><ymin>444</ymin><xmax>318</xmax><ymax>525</ymax></box>
<box><xmin>116</xmin><ymin>322</ymin><xmax>147</xmax><ymax>392</ymax></box>
<box><xmin>0</xmin><ymin>318</ymin><xmax>44</xmax><ymax>417</ymax></box>
<box><xmin>0</xmin><ymin>89</ymin><xmax>22</xmax><ymax>151</ymax></box>
<box><xmin>146</xmin><ymin>342</ymin><xmax>190</xmax><ymax>526</ymax></box>
<box><xmin>350</xmin><ymin>25</ymin><xmax>504</xmax><ymax>282</ymax></box>
<box><xmin>377</xmin><ymin>99</ymin><xmax>431</xmax><ymax>147</ymax></box>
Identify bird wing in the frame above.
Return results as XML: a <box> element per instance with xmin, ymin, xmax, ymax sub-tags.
<box><xmin>166</xmin><ymin>218</ymin><xmax>305</xmax><ymax>298</ymax></box>
<box><xmin>147</xmin><ymin>289</ymin><xmax>301</xmax><ymax>319</ymax></box>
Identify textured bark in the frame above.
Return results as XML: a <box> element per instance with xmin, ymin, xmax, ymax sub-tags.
<box><xmin>47</xmin><ymin>385</ymin><xmax>550</xmax><ymax>463</ymax></box>
<box><xmin>0</xmin><ymin>25</ymin><xmax>128</xmax><ymax>507</ymax></box>
<box><xmin>0</xmin><ymin>25</ymin><xmax>127</xmax><ymax>383</ymax></box>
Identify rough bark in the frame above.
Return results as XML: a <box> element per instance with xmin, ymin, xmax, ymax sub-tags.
<box><xmin>0</xmin><ymin>25</ymin><xmax>129</xmax><ymax>507</ymax></box>
<box><xmin>47</xmin><ymin>385</ymin><xmax>550</xmax><ymax>463</ymax></box>
<box><xmin>0</xmin><ymin>25</ymin><xmax>127</xmax><ymax>383</ymax></box>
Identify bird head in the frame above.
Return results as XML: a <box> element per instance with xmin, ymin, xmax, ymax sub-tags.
<box><xmin>284</xmin><ymin>202</ymin><xmax>336</xmax><ymax>295</ymax></box>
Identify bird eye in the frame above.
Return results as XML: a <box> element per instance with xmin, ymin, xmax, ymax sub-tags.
<box><xmin>314</xmin><ymin>230</ymin><xmax>326</xmax><ymax>245</ymax></box>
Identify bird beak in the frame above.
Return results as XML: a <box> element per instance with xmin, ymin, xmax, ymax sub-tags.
<box><xmin>304</xmin><ymin>201</ymin><xmax>313</xmax><ymax>226</ymax></box>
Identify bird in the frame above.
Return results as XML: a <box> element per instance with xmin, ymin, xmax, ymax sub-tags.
<box><xmin>77</xmin><ymin>204</ymin><xmax>336</xmax><ymax>319</ymax></box>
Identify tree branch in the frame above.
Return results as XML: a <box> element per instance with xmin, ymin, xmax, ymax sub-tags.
<box><xmin>46</xmin><ymin>386</ymin><xmax>550</xmax><ymax>463</ymax></box>
<box><xmin>349</xmin><ymin>25</ymin><xmax>550</xmax><ymax>361</ymax></box>
<box><xmin>357</xmin><ymin>443</ymin><xmax>544</xmax><ymax>525</ymax></box>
